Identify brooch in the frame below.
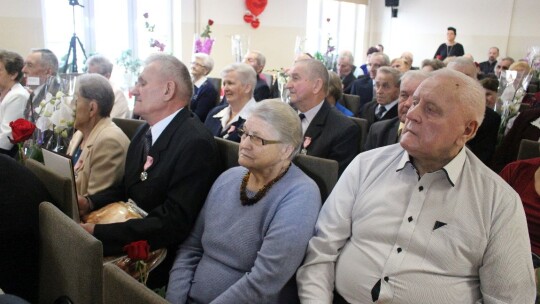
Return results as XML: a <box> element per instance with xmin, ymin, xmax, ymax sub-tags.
<box><xmin>140</xmin><ymin>156</ymin><xmax>154</xmax><ymax>182</ymax></box>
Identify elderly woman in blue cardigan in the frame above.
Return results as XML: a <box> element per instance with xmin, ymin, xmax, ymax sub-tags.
<box><xmin>167</xmin><ymin>100</ymin><xmax>321</xmax><ymax>303</ymax></box>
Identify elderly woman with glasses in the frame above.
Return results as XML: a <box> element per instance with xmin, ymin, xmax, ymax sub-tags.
<box><xmin>190</xmin><ymin>53</ymin><xmax>218</xmax><ymax>122</ymax></box>
<box><xmin>167</xmin><ymin>100</ymin><xmax>321</xmax><ymax>303</ymax></box>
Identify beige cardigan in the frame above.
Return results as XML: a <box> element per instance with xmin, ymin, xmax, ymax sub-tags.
<box><xmin>67</xmin><ymin>118</ymin><xmax>130</xmax><ymax>196</ymax></box>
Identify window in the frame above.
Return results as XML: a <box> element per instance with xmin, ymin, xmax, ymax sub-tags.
<box><xmin>41</xmin><ymin>0</ymin><xmax>172</xmax><ymax>78</ymax></box>
<box><xmin>305</xmin><ymin>0</ymin><xmax>366</xmax><ymax>65</ymax></box>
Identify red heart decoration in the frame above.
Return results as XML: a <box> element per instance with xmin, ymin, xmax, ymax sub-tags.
<box><xmin>243</xmin><ymin>13</ymin><xmax>253</xmax><ymax>23</ymax></box>
<box><xmin>251</xmin><ymin>18</ymin><xmax>260</xmax><ymax>29</ymax></box>
<box><xmin>246</xmin><ymin>0</ymin><xmax>267</xmax><ymax>17</ymax></box>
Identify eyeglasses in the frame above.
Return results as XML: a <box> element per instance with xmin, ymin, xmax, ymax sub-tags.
<box><xmin>237</xmin><ymin>127</ymin><xmax>282</xmax><ymax>146</ymax></box>
<box><xmin>496</xmin><ymin>65</ymin><xmax>509</xmax><ymax>70</ymax></box>
<box><xmin>190</xmin><ymin>62</ymin><xmax>205</xmax><ymax>69</ymax></box>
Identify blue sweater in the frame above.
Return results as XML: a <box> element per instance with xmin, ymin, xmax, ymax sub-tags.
<box><xmin>166</xmin><ymin>164</ymin><xmax>321</xmax><ymax>304</ymax></box>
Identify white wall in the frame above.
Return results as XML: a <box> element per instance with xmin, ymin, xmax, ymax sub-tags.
<box><xmin>366</xmin><ymin>0</ymin><xmax>540</xmax><ymax>66</ymax></box>
<box><xmin>0</xmin><ymin>0</ymin><xmax>44</xmax><ymax>55</ymax></box>
<box><xmin>179</xmin><ymin>0</ymin><xmax>307</xmax><ymax>77</ymax></box>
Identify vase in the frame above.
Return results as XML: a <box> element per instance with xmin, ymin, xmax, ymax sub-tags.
<box><xmin>46</xmin><ymin>132</ymin><xmax>68</xmax><ymax>154</ymax></box>
<box><xmin>231</xmin><ymin>34</ymin><xmax>249</xmax><ymax>63</ymax></box>
<box><xmin>193</xmin><ymin>34</ymin><xmax>215</xmax><ymax>55</ymax></box>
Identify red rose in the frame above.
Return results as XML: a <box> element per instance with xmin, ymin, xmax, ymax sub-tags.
<box><xmin>9</xmin><ymin>118</ymin><xmax>35</xmax><ymax>144</ymax></box>
<box><xmin>123</xmin><ymin>240</ymin><xmax>150</xmax><ymax>261</ymax></box>
<box><xmin>208</xmin><ymin>19</ymin><xmax>214</xmax><ymax>26</ymax></box>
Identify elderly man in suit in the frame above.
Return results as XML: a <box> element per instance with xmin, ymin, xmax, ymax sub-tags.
<box><xmin>364</xmin><ymin>70</ymin><xmax>429</xmax><ymax>151</ymax></box>
<box><xmin>21</xmin><ymin>49</ymin><xmax>59</xmax><ymax>123</ymax></box>
<box><xmin>243</xmin><ymin>50</ymin><xmax>271</xmax><ymax>101</ymax></box>
<box><xmin>349</xmin><ymin>52</ymin><xmax>390</xmax><ymax>114</ymax></box>
<box><xmin>297</xmin><ymin>68</ymin><xmax>535</xmax><ymax>303</ymax></box>
<box><xmin>448</xmin><ymin>57</ymin><xmax>501</xmax><ymax>165</ymax></box>
<box><xmin>359</xmin><ymin>66</ymin><xmax>400</xmax><ymax>128</ymax></box>
<box><xmin>336</xmin><ymin>50</ymin><xmax>356</xmax><ymax>94</ymax></box>
<box><xmin>78</xmin><ymin>54</ymin><xmax>220</xmax><ymax>288</ymax></box>
<box><xmin>286</xmin><ymin>59</ymin><xmax>360</xmax><ymax>175</ymax></box>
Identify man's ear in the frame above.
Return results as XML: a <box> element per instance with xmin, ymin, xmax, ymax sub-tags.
<box><xmin>89</xmin><ymin>100</ymin><xmax>98</xmax><ymax>118</ymax></box>
<box><xmin>164</xmin><ymin>81</ymin><xmax>176</xmax><ymax>101</ymax></box>
<box><xmin>312</xmin><ymin>78</ymin><xmax>323</xmax><ymax>94</ymax></box>
<box><xmin>459</xmin><ymin>120</ymin><xmax>479</xmax><ymax>145</ymax></box>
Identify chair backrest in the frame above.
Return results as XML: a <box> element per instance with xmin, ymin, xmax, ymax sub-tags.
<box><xmin>293</xmin><ymin>154</ymin><xmax>339</xmax><ymax>202</ymax></box>
<box><xmin>349</xmin><ymin>116</ymin><xmax>369</xmax><ymax>153</ymax></box>
<box><xmin>214</xmin><ymin>137</ymin><xmax>240</xmax><ymax>173</ymax></box>
<box><xmin>39</xmin><ymin>202</ymin><xmax>103</xmax><ymax>304</ymax></box>
<box><xmin>25</xmin><ymin>159</ymin><xmax>78</xmax><ymax>221</ymax></box>
<box><xmin>112</xmin><ymin>117</ymin><xmax>146</xmax><ymax>140</ymax></box>
<box><xmin>342</xmin><ymin>94</ymin><xmax>361</xmax><ymax>115</ymax></box>
<box><xmin>517</xmin><ymin>139</ymin><xmax>540</xmax><ymax>160</ymax></box>
<box><xmin>102</xmin><ymin>263</ymin><xmax>169</xmax><ymax>304</ymax></box>
<box><xmin>207</xmin><ymin>77</ymin><xmax>222</xmax><ymax>105</ymax></box>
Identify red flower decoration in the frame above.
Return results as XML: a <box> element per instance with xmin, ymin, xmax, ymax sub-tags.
<box><xmin>208</xmin><ymin>19</ymin><xmax>214</xmax><ymax>26</ymax></box>
<box><xmin>123</xmin><ymin>240</ymin><xmax>150</xmax><ymax>261</ymax></box>
<box><xmin>9</xmin><ymin>118</ymin><xmax>35</xmax><ymax>144</ymax></box>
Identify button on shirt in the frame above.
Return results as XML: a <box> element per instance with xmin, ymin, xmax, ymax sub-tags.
<box><xmin>297</xmin><ymin>144</ymin><xmax>535</xmax><ymax>303</ymax></box>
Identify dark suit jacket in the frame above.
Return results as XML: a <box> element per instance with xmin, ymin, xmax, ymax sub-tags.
<box><xmin>364</xmin><ymin>116</ymin><xmax>400</xmax><ymax>151</ymax></box>
<box><xmin>0</xmin><ymin>155</ymin><xmax>51</xmax><ymax>303</ymax></box>
<box><xmin>359</xmin><ymin>100</ymin><xmax>398</xmax><ymax>128</ymax></box>
<box><xmin>466</xmin><ymin>106</ymin><xmax>501</xmax><ymax>166</ymax></box>
<box><xmin>479</xmin><ymin>60</ymin><xmax>497</xmax><ymax>75</ymax></box>
<box><xmin>90</xmin><ymin>108</ymin><xmax>219</xmax><ymax>286</ymax></box>
<box><xmin>492</xmin><ymin>108</ymin><xmax>540</xmax><ymax>172</ymax></box>
<box><xmin>342</xmin><ymin>72</ymin><xmax>356</xmax><ymax>95</ymax></box>
<box><xmin>254</xmin><ymin>74</ymin><xmax>271</xmax><ymax>101</ymax></box>
<box><xmin>191</xmin><ymin>79</ymin><xmax>218</xmax><ymax>122</ymax></box>
<box><xmin>349</xmin><ymin>76</ymin><xmax>373</xmax><ymax>115</ymax></box>
<box><xmin>204</xmin><ymin>105</ymin><xmax>245</xmax><ymax>143</ymax></box>
<box><xmin>304</xmin><ymin>101</ymin><xmax>360</xmax><ymax>175</ymax></box>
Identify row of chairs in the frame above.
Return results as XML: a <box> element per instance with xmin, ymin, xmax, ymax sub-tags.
<box><xmin>39</xmin><ymin>202</ymin><xmax>168</xmax><ymax>304</ymax></box>
<box><xmin>30</xmin><ymin>118</ymin><xmax>340</xmax><ymax>303</ymax></box>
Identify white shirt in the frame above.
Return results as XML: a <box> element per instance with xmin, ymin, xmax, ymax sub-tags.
<box><xmin>193</xmin><ymin>76</ymin><xmax>207</xmax><ymax>88</ymax></box>
<box><xmin>297</xmin><ymin>144</ymin><xmax>535</xmax><ymax>304</ymax></box>
<box><xmin>150</xmin><ymin>108</ymin><xmax>182</xmax><ymax>145</ymax></box>
<box><xmin>0</xmin><ymin>83</ymin><xmax>30</xmax><ymax>150</ymax></box>
<box><xmin>377</xmin><ymin>99</ymin><xmax>398</xmax><ymax>118</ymax></box>
<box><xmin>212</xmin><ymin>97</ymin><xmax>256</xmax><ymax>132</ymax></box>
<box><xmin>299</xmin><ymin>100</ymin><xmax>324</xmax><ymax>135</ymax></box>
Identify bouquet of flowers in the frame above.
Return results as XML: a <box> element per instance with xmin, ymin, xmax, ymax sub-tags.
<box><xmin>314</xmin><ymin>18</ymin><xmax>336</xmax><ymax>70</ymax></box>
<box><xmin>495</xmin><ymin>64</ymin><xmax>533</xmax><ymax>141</ymax></box>
<box><xmin>194</xmin><ymin>19</ymin><xmax>215</xmax><ymax>55</ymax></box>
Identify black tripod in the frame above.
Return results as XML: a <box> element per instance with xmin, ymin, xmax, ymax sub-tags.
<box><xmin>61</xmin><ymin>0</ymin><xmax>87</xmax><ymax>73</ymax></box>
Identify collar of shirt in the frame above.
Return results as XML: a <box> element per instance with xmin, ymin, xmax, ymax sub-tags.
<box><xmin>380</xmin><ymin>99</ymin><xmax>399</xmax><ymax>112</ymax></box>
<box><xmin>193</xmin><ymin>76</ymin><xmax>207</xmax><ymax>88</ymax></box>
<box><xmin>299</xmin><ymin>100</ymin><xmax>325</xmax><ymax>134</ymax></box>
<box><xmin>213</xmin><ymin>97</ymin><xmax>257</xmax><ymax>129</ymax></box>
<box><xmin>149</xmin><ymin>108</ymin><xmax>183</xmax><ymax>145</ymax></box>
<box><xmin>397</xmin><ymin>146</ymin><xmax>466</xmax><ymax>187</ymax></box>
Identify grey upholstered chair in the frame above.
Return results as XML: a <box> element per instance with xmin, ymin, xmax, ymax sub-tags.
<box><xmin>342</xmin><ymin>94</ymin><xmax>361</xmax><ymax>115</ymax></box>
<box><xmin>349</xmin><ymin>116</ymin><xmax>369</xmax><ymax>153</ymax></box>
<box><xmin>207</xmin><ymin>77</ymin><xmax>222</xmax><ymax>105</ymax></box>
<box><xmin>25</xmin><ymin>159</ymin><xmax>78</xmax><ymax>221</ymax></box>
<box><xmin>112</xmin><ymin>117</ymin><xmax>146</xmax><ymax>140</ymax></box>
<box><xmin>39</xmin><ymin>202</ymin><xmax>103</xmax><ymax>304</ymax></box>
<box><xmin>517</xmin><ymin>139</ymin><xmax>540</xmax><ymax>160</ymax></box>
<box><xmin>103</xmin><ymin>263</ymin><xmax>169</xmax><ymax>304</ymax></box>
